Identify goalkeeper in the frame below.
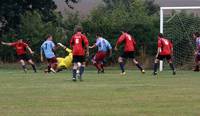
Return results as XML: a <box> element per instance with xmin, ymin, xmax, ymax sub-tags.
<box><xmin>56</xmin><ymin>43</ymin><xmax>73</xmax><ymax>72</ymax></box>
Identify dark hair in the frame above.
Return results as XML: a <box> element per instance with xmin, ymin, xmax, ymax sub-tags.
<box><xmin>74</xmin><ymin>26</ymin><xmax>83</xmax><ymax>33</ymax></box>
<box><xmin>158</xmin><ymin>33</ymin><xmax>164</xmax><ymax>38</ymax></box>
<box><xmin>195</xmin><ymin>32</ymin><xmax>200</xmax><ymax>37</ymax></box>
<box><xmin>46</xmin><ymin>34</ymin><xmax>52</xmax><ymax>39</ymax></box>
<box><xmin>96</xmin><ymin>33</ymin><xmax>102</xmax><ymax>37</ymax></box>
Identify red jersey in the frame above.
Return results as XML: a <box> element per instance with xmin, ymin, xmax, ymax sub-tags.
<box><xmin>116</xmin><ymin>33</ymin><xmax>136</xmax><ymax>52</ymax></box>
<box><xmin>158</xmin><ymin>38</ymin><xmax>172</xmax><ymax>55</ymax></box>
<box><xmin>70</xmin><ymin>32</ymin><xmax>89</xmax><ymax>56</ymax></box>
<box><xmin>11</xmin><ymin>42</ymin><xmax>28</xmax><ymax>55</ymax></box>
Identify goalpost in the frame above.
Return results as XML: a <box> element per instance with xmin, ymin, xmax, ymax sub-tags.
<box><xmin>159</xmin><ymin>6</ymin><xmax>200</xmax><ymax>71</ymax></box>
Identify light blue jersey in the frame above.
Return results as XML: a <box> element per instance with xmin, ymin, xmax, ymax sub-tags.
<box><xmin>41</xmin><ymin>40</ymin><xmax>55</xmax><ymax>59</ymax></box>
<box><xmin>95</xmin><ymin>37</ymin><xmax>112</xmax><ymax>52</ymax></box>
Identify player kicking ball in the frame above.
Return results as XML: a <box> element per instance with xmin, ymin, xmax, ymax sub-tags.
<box><xmin>153</xmin><ymin>33</ymin><xmax>176</xmax><ymax>75</ymax></box>
<box><xmin>56</xmin><ymin>43</ymin><xmax>73</xmax><ymax>72</ymax></box>
<box><xmin>114</xmin><ymin>30</ymin><xmax>145</xmax><ymax>75</ymax></box>
<box><xmin>40</xmin><ymin>34</ymin><xmax>57</xmax><ymax>73</ymax></box>
<box><xmin>89</xmin><ymin>33</ymin><xmax>112</xmax><ymax>74</ymax></box>
<box><xmin>70</xmin><ymin>26</ymin><xmax>89</xmax><ymax>81</ymax></box>
<box><xmin>1</xmin><ymin>39</ymin><xmax>37</xmax><ymax>73</ymax></box>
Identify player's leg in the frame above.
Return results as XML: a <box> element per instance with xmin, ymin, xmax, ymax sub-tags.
<box><xmin>92</xmin><ymin>54</ymin><xmax>101</xmax><ymax>72</ymax></box>
<box><xmin>118</xmin><ymin>56</ymin><xmax>126</xmax><ymax>75</ymax></box>
<box><xmin>19</xmin><ymin>59</ymin><xmax>27</xmax><ymax>73</ymax></box>
<box><xmin>72</xmin><ymin>56</ymin><xmax>78</xmax><ymax>81</ymax></box>
<box><xmin>100</xmin><ymin>61</ymin><xmax>104</xmax><ymax>73</ymax></box>
<box><xmin>153</xmin><ymin>56</ymin><xmax>161</xmax><ymax>75</ymax></box>
<box><xmin>194</xmin><ymin>55</ymin><xmax>200</xmax><ymax>71</ymax></box>
<box><xmin>27</xmin><ymin>59</ymin><xmax>37</xmax><ymax>73</ymax></box>
<box><xmin>167</xmin><ymin>55</ymin><xmax>176</xmax><ymax>75</ymax></box>
<box><xmin>132</xmin><ymin>59</ymin><xmax>145</xmax><ymax>73</ymax></box>
<box><xmin>72</xmin><ymin>63</ymin><xmax>78</xmax><ymax>81</ymax></box>
<box><xmin>79</xmin><ymin>62</ymin><xmax>85</xmax><ymax>81</ymax></box>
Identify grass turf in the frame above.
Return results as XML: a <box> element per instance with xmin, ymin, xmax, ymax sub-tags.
<box><xmin>0</xmin><ymin>69</ymin><xmax>199</xmax><ymax>116</ymax></box>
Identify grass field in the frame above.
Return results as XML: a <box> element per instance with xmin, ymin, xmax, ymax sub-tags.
<box><xmin>0</xmin><ymin>69</ymin><xmax>200</xmax><ymax>116</ymax></box>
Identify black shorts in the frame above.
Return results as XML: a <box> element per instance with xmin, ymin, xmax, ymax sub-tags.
<box><xmin>157</xmin><ymin>55</ymin><xmax>172</xmax><ymax>61</ymax></box>
<box><xmin>18</xmin><ymin>54</ymin><xmax>31</xmax><ymax>61</ymax></box>
<box><xmin>121</xmin><ymin>51</ymin><xmax>135</xmax><ymax>59</ymax></box>
<box><xmin>72</xmin><ymin>55</ymin><xmax>85</xmax><ymax>63</ymax></box>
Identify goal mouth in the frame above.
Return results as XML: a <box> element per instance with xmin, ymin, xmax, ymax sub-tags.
<box><xmin>160</xmin><ymin>7</ymin><xmax>200</xmax><ymax>70</ymax></box>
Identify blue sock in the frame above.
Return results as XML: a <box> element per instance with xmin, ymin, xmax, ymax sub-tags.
<box><xmin>119</xmin><ymin>62</ymin><xmax>125</xmax><ymax>73</ymax></box>
<box><xmin>153</xmin><ymin>63</ymin><xmax>158</xmax><ymax>73</ymax></box>
<box><xmin>80</xmin><ymin>66</ymin><xmax>85</xmax><ymax>76</ymax></box>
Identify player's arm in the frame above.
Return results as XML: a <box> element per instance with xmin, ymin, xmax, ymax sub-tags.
<box><xmin>156</xmin><ymin>47</ymin><xmax>161</xmax><ymax>58</ymax></box>
<box><xmin>40</xmin><ymin>46</ymin><xmax>44</xmax><ymax>62</ymax></box>
<box><xmin>26</xmin><ymin>45</ymin><xmax>34</xmax><ymax>54</ymax></box>
<box><xmin>89</xmin><ymin>44</ymin><xmax>96</xmax><ymax>49</ymax></box>
<box><xmin>114</xmin><ymin>34</ymin><xmax>124</xmax><ymax>51</ymax></box>
<box><xmin>83</xmin><ymin>35</ymin><xmax>89</xmax><ymax>56</ymax></box>
<box><xmin>1</xmin><ymin>41</ymin><xmax>13</xmax><ymax>46</ymax></box>
<box><xmin>57</xmin><ymin>43</ymin><xmax>66</xmax><ymax>49</ymax></box>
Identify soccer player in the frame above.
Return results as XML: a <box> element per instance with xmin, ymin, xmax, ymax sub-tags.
<box><xmin>56</xmin><ymin>43</ymin><xmax>73</xmax><ymax>72</ymax></box>
<box><xmin>89</xmin><ymin>33</ymin><xmax>112</xmax><ymax>73</ymax></box>
<box><xmin>70</xmin><ymin>26</ymin><xmax>89</xmax><ymax>81</ymax></box>
<box><xmin>40</xmin><ymin>34</ymin><xmax>57</xmax><ymax>73</ymax></box>
<box><xmin>153</xmin><ymin>33</ymin><xmax>176</xmax><ymax>75</ymax></box>
<box><xmin>1</xmin><ymin>39</ymin><xmax>37</xmax><ymax>73</ymax></box>
<box><xmin>192</xmin><ymin>32</ymin><xmax>200</xmax><ymax>71</ymax></box>
<box><xmin>114</xmin><ymin>31</ymin><xmax>145</xmax><ymax>75</ymax></box>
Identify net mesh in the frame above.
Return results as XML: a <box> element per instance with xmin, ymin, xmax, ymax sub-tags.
<box><xmin>163</xmin><ymin>9</ymin><xmax>200</xmax><ymax>69</ymax></box>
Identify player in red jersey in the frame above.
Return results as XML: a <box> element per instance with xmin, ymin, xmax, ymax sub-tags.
<box><xmin>153</xmin><ymin>33</ymin><xmax>176</xmax><ymax>75</ymax></box>
<box><xmin>70</xmin><ymin>26</ymin><xmax>89</xmax><ymax>81</ymax></box>
<box><xmin>114</xmin><ymin>31</ymin><xmax>145</xmax><ymax>75</ymax></box>
<box><xmin>1</xmin><ymin>39</ymin><xmax>37</xmax><ymax>73</ymax></box>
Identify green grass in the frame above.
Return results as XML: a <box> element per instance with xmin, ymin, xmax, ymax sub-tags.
<box><xmin>0</xmin><ymin>69</ymin><xmax>200</xmax><ymax>116</ymax></box>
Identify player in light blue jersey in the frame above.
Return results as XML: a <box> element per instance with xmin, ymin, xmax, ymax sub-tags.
<box><xmin>41</xmin><ymin>34</ymin><xmax>57</xmax><ymax>73</ymax></box>
<box><xmin>89</xmin><ymin>33</ymin><xmax>112</xmax><ymax>73</ymax></box>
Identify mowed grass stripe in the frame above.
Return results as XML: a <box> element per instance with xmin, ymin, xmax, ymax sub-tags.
<box><xmin>0</xmin><ymin>70</ymin><xmax>199</xmax><ymax>116</ymax></box>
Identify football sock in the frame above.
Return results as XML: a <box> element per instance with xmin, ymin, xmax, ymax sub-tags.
<box><xmin>22</xmin><ymin>65</ymin><xmax>26</xmax><ymax>70</ymax></box>
<box><xmin>119</xmin><ymin>62</ymin><xmax>125</xmax><ymax>73</ymax></box>
<box><xmin>153</xmin><ymin>63</ymin><xmax>158</xmax><ymax>73</ymax></box>
<box><xmin>136</xmin><ymin>63</ymin><xmax>143</xmax><ymax>71</ymax></box>
<box><xmin>94</xmin><ymin>63</ymin><xmax>101</xmax><ymax>71</ymax></box>
<box><xmin>80</xmin><ymin>66</ymin><xmax>85</xmax><ymax>76</ymax></box>
<box><xmin>169</xmin><ymin>63</ymin><xmax>175</xmax><ymax>71</ymax></box>
<box><xmin>31</xmin><ymin>64</ymin><xmax>37</xmax><ymax>72</ymax></box>
<box><xmin>73</xmin><ymin>69</ymin><xmax>77</xmax><ymax>78</ymax></box>
<box><xmin>100</xmin><ymin>64</ymin><xmax>104</xmax><ymax>72</ymax></box>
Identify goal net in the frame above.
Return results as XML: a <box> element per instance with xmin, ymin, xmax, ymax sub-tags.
<box><xmin>160</xmin><ymin>7</ymin><xmax>200</xmax><ymax>70</ymax></box>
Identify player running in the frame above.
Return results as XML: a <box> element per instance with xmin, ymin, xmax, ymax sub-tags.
<box><xmin>56</xmin><ymin>43</ymin><xmax>73</xmax><ymax>72</ymax></box>
<box><xmin>89</xmin><ymin>33</ymin><xmax>112</xmax><ymax>73</ymax></box>
<box><xmin>40</xmin><ymin>34</ymin><xmax>57</xmax><ymax>73</ymax></box>
<box><xmin>1</xmin><ymin>39</ymin><xmax>37</xmax><ymax>73</ymax></box>
<box><xmin>70</xmin><ymin>26</ymin><xmax>89</xmax><ymax>81</ymax></box>
<box><xmin>192</xmin><ymin>32</ymin><xmax>200</xmax><ymax>72</ymax></box>
<box><xmin>153</xmin><ymin>33</ymin><xmax>176</xmax><ymax>75</ymax></box>
<box><xmin>114</xmin><ymin>31</ymin><xmax>145</xmax><ymax>75</ymax></box>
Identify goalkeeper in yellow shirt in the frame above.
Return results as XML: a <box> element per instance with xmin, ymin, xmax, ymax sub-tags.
<box><xmin>56</xmin><ymin>43</ymin><xmax>73</xmax><ymax>72</ymax></box>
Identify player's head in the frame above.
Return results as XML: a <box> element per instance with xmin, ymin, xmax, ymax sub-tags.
<box><xmin>47</xmin><ymin>34</ymin><xmax>53</xmax><ymax>40</ymax></box>
<box><xmin>17</xmin><ymin>39</ymin><xmax>23</xmax><ymax>43</ymax></box>
<box><xmin>74</xmin><ymin>25</ymin><xmax>83</xmax><ymax>33</ymax></box>
<box><xmin>193</xmin><ymin>32</ymin><xmax>200</xmax><ymax>38</ymax></box>
<box><xmin>96</xmin><ymin>33</ymin><xmax>102</xmax><ymax>38</ymax></box>
<box><xmin>158</xmin><ymin>33</ymin><xmax>164</xmax><ymax>38</ymax></box>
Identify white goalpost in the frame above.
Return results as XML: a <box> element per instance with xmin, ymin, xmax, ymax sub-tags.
<box><xmin>159</xmin><ymin>6</ymin><xmax>200</xmax><ymax>71</ymax></box>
